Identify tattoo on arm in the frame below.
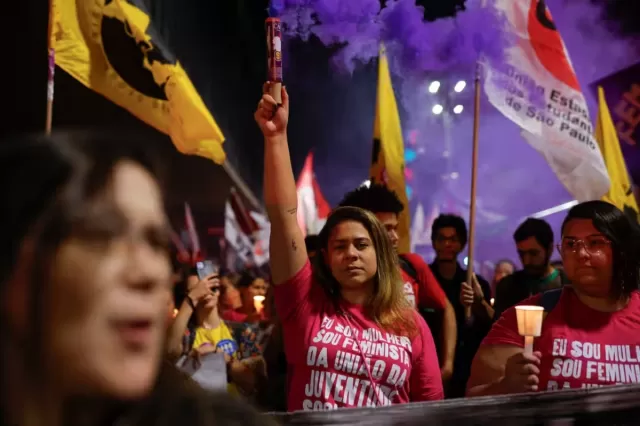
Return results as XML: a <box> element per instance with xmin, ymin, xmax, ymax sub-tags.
<box><xmin>292</xmin><ymin>239</ymin><xmax>297</xmax><ymax>251</ymax></box>
<box><xmin>287</xmin><ymin>207</ymin><xmax>297</xmax><ymax>215</ymax></box>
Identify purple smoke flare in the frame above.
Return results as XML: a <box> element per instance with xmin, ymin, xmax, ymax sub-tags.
<box><xmin>280</xmin><ymin>0</ymin><xmax>510</xmax><ymax>75</ymax></box>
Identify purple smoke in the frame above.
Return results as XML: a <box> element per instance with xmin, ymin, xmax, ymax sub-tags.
<box><xmin>269</xmin><ymin>0</ymin><xmax>285</xmax><ymax>17</ymax></box>
<box><xmin>280</xmin><ymin>0</ymin><xmax>510</xmax><ymax>74</ymax></box>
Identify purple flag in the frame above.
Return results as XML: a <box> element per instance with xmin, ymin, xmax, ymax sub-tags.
<box><xmin>591</xmin><ymin>62</ymin><xmax>640</xmax><ymax>183</ymax></box>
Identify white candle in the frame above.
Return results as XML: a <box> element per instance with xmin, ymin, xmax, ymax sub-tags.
<box><xmin>515</xmin><ymin>305</ymin><xmax>544</xmax><ymax>356</ymax></box>
<box><xmin>253</xmin><ymin>295</ymin><xmax>266</xmax><ymax>313</ymax></box>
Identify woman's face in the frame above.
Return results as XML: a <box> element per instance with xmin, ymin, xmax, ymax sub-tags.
<box><xmin>560</xmin><ymin>218</ymin><xmax>613</xmax><ymax>297</ymax></box>
<box><xmin>187</xmin><ymin>274</ymin><xmax>220</xmax><ymax>310</ymax></box>
<box><xmin>220</xmin><ymin>276</ymin><xmax>242</xmax><ymax>310</ymax></box>
<box><xmin>324</xmin><ymin>220</ymin><xmax>377</xmax><ymax>291</ymax></box>
<box><xmin>241</xmin><ymin>278</ymin><xmax>269</xmax><ymax>309</ymax></box>
<box><xmin>47</xmin><ymin>161</ymin><xmax>171</xmax><ymax>399</ymax></box>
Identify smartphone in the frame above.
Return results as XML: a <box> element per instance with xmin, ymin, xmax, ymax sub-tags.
<box><xmin>196</xmin><ymin>260</ymin><xmax>218</xmax><ymax>280</ymax></box>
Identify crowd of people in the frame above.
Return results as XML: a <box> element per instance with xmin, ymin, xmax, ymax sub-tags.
<box><xmin>2</xmin><ymin>83</ymin><xmax>640</xmax><ymax>425</ymax></box>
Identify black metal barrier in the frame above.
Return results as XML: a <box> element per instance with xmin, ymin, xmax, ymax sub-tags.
<box><xmin>269</xmin><ymin>384</ymin><xmax>640</xmax><ymax>425</ymax></box>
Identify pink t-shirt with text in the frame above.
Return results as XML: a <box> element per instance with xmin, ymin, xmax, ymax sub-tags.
<box><xmin>275</xmin><ymin>260</ymin><xmax>443</xmax><ymax>412</ymax></box>
<box><xmin>482</xmin><ymin>288</ymin><xmax>640</xmax><ymax>392</ymax></box>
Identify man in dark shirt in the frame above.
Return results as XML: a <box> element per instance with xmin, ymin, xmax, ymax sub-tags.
<box><xmin>429</xmin><ymin>214</ymin><xmax>493</xmax><ymax>398</ymax></box>
<box><xmin>493</xmin><ymin>218</ymin><xmax>568</xmax><ymax>320</ymax></box>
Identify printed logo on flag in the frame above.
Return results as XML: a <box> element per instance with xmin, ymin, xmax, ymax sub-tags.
<box><xmin>528</xmin><ymin>0</ymin><xmax>580</xmax><ymax>91</ymax></box>
<box><xmin>100</xmin><ymin>0</ymin><xmax>175</xmax><ymax>109</ymax></box>
<box><xmin>483</xmin><ymin>0</ymin><xmax>610</xmax><ymax>201</ymax></box>
<box><xmin>54</xmin><ymin>0</ymin><xmax>226</xmax><ymax>164</ymax></box>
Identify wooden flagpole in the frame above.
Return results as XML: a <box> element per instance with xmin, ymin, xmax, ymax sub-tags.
<box><xmin>45</xmin><ymin>0</ymin><xmax>55</xmax><ymax>135</ymax></box>
<box><xmin>464</xmin><ymin>62</ymin><xmax>482</xmax><ymax>323</ymax></box>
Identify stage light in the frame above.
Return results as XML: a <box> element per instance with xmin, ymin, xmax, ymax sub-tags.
<box><xmin>530</xmin><ymin>200</ymin><xmax>578</xmax><ymax>219</ymax></box>
<box><xmin>428</xmin><ymin>81</ymin><xmax>441</xmax><ymax>94</ymax></box>
<box><xmin>406</xmin><ymin>185</ymin><xmax>413</xmax><ymax>199</ymax></box>
<box><xmin>405</xmin><ymin>148</ymin><xmax>417</xmax><ymax>163</ymax></box>
<box><xmin>450</xmin><ymin>172</ymin><xmax>459</xmax><ymax>179</ymax></box>
<box><xmin>454</xmin><ymin>80</ymin><xmax>466</xmax><ymax>92</ymax></box>
<box><xmin>453</xmin><ymin>105</ymin><xmax>464</xmax><ymax>114</ymax></box>
<box><xmin>432</xmin><ymin>104</ymin><xmax>444</xmax><ymax>115</ymax></box>
<box><xmin>361</xmin><ymin>179</ymin><xmax>371</xmax><ymax>188</ymax></box>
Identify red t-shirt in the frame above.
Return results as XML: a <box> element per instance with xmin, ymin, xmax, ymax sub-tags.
<box><xmin>482</xmin><ymin>288</ymin><xmax>640</xmax><ymax>391</ymax></box>
<box><xmin>399</xmin><ymin>253</ymin><xmax>447</xmax><ymax>311</ymax></box>
<box><xmin>275</xmin><ymin>260</ymin><xmax>443</xmax><ymax>412</ymax></box>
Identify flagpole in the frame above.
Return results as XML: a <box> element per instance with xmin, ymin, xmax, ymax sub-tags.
<box><xmin>46</xmin><ymin>0</ymin><xmax>55</xmax><ymax>135</ymax></box>
<box><xmin>465</xmin><ymin>62</ymin><xmax>481</xmax><ymax>323</ymax></box>
<box><xmin>222</xmin><ymin>160</ymin><xmax>265</xmax><ymax>214</ymax></box>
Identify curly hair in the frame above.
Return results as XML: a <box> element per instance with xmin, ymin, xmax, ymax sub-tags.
<box><xmin>338</xmin><ymin>183</ymin><xmax>404</xmax><ymax>215</ymax></box>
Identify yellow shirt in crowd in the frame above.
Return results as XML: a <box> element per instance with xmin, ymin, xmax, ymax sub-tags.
<box><xmin>191</xmin><ymin>322</ymin><xmax>239</xmax><ymax>394</ymax></box>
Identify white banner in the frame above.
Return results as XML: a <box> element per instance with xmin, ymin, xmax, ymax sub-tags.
<box><xmin>484</xmin><ymin>0</ymin><xmax>610</xmax><ymax>201</ymax></box>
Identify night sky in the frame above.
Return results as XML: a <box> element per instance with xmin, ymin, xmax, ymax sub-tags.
<box><xmin>3</xmin><ymin>0</ymin><xmax>639</xmax><ymax>264</ymax></box>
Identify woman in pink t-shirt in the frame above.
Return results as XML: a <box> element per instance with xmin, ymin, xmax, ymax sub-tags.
<box><xmin>468</xmin><ymin>200</ymin><xmax>640</xmax><ymax>396</ymax></box>
<box><xmin>254</xmin><ymin>84</ymin><xmax>443</xmax><ymax>412</ymax></box>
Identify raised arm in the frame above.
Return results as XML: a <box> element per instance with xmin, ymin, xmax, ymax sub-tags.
<box><xmin>254</xmin><ymin>83</ymin><xmax>308</xmax><ymax>285</ymax></box>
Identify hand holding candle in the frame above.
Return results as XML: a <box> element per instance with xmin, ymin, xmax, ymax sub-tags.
<box><xmin>253</xmin><ymin>295</ymin><xmax>266</xmax><ymax>314</ymax></box>
<box><xmin>515</xmin><ymin>305</ymin><xmax>544</xmax><ymax>356</ymax></box>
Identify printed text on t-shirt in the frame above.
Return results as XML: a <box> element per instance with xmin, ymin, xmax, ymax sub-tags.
<box><xmin>548</xmin><ymin>338</ymin><xmax>640</xmax><ymax>390</ymax></box>
<box><xmin>302</xmin><ymin>316</ymin><xmax>413</xmax><ymax>411</ymax></box>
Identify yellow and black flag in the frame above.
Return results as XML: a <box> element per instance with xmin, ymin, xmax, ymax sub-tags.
<box><xmin>595</xmin><ymin>86</ymin><xmax>639</xmax><ymax>223</ymax></box>
<box><xmin>370</xmin><ymin>46</ymin><xmax>411</xmax><ymax>254</ymax></box>
<box><xmin>51</xmin><ymin>0</ymin><xmax>225</xmax><ymax>164</ymax></box>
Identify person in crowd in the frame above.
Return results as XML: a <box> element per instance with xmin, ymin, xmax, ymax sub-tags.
<box><xmin>255</xmin><ymin>83</ymin><xmax>443</xmax><ymax>411</ymax></box>
<box><xmin>338</xmin><ymin>184</ymin><xmax>457</xmax><ymax>382</ymax></box>
<box><xmin>223</xmin><ymin>272</ymin><xmax>270</xmax><ymax>323</ymax></box>
<box><xmin>0</xmin><ymin>131</ymin><xmax>270</xmax><ymax>426</ymax></box>
<box><xmin>219</xmin><ymin>272</ymin><xmax>243</xmax><ymax>312</ymax></box>
<box><xmin>305</xmin><ymin>235</ymin><xmax>320</xmax><ymax>260</ymax></box>
<box><xmin>256</xmin><ymin>288</ymin><xmax>288</xmax><ymax>412</ymax></box>
<box><xmin>167</xmin><ymin>270</ymin><xmax>261</xmax><ymax>395</ymax></box>
<box><xmin>492</xmin><ymin>260</ymin><xmax>515</xmax><ymax>288</ymax></box>
<box><xmin>493</xmin><ymin>218</ymin><xmax>568</xmax><ymax>320</ymax></box>
<box><xmin>430</xmin><ymin>214</ymin><xmax>493</xmax><ymax>398</ymax></box>
<box><xmin>467</xmin><ymin>201</ymin><xmax>640</xmax><ymax>396</ymax></box>
<box><xmin>490</xmin><ymin>259</ymin><xmax>516</xmax><ymax>297</ymax></box>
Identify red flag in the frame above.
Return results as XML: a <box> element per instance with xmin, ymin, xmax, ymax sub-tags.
<box><xmin>169</xmin><ymin>227</ymin><xmax>190</xmax><ymax>263</ymax></box>
<box><xmin>296</xmin><ymin>153</ymin><xmax>330</xmax><ymax>236</ymax></box>
<box><xmin>184</xmin><ymin>202</ymin><xmax>201</xmax><ymax>263</ymax></box>
<box><xmin>229</xmin><ymin>187</ymin><xmax>259</xmax><ymax>237</ymax></box>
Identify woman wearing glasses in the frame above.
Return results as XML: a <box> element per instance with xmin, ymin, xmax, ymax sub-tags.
<box><xmin>467</xmin><ymin>201</ymin><xmax>640</xmax><ymax>396</ymax></box>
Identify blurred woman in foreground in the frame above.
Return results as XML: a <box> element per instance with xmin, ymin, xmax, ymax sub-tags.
<box><xmin>255</xmin><ymin>83</ymin><xmax>443</xmax><ymax>412</ymax></box>
<box><xmin>0</xmin><ymin>131</ymin><xmax>270</xmax><ymax>426</ymax></box>
<box><xmin>468</xmin><ymin>201</ymin><xmax>640</xmax><ymax>396</ymax></box>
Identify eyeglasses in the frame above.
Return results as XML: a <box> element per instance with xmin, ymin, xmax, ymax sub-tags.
<box><xmin>557</xmin><ymin>237</ymin><xmax>611</xmax><ymax>255</ymax></box>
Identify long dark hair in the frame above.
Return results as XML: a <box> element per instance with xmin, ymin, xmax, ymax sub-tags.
<box><xmin>0</xmin><ymin>130</ymin><xmax>162</xmax><ymax>425</ymax></box>
<box><xmin>561</xmin><ymin>200</ymin><xmax>640</xmax><ymax>299</ymax></box>
<box><xmin>313</xmin><ymin>206</ymin><xmax>415</xmax><ymax>336</ymax></box>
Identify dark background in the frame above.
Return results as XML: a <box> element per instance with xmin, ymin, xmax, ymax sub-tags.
<box><xmin>3</xmin><ymin>0</ymin><xmax>377</xmax><ymax>239</ymax></box>
<box><xmin>3</xmin><ymin>0</ymin><xmax>639</xmax><ymax>263</ymax></box>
